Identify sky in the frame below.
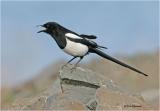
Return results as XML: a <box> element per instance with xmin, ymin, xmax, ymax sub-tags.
<box><xmin>1</xmin><ymin>1</ymin><xmax>159</xmax><ymax>87</ymax></box>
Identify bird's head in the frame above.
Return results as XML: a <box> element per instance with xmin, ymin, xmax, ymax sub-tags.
<box><xmin>37</xmin><ymin>22</ymin><xmax>59</xmax><ymax>35</ymax></box>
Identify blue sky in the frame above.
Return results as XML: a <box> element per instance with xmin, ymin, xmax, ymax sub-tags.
<box><xmin>1</xmin><ymin>1</ymin><xmax>159</xmax><ymax>86</ymax></box>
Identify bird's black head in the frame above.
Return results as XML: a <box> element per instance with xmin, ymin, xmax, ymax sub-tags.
<box><xmin>37</xmin><ymin>22</ymin><xmax>59</xmax><ymax>35</ymax></box>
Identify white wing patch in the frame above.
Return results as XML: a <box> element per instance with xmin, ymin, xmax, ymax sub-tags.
<box><xmin>65</xmin><ymin>33</ymin><xmax>81</xmax><ymax>39</ymax></box>
<box><xmin>63</xmin><ymin>38</ymin><xmax>88</xmax><ymax>57</ymax></box>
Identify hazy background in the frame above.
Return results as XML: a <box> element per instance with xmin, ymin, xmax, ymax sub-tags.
<box><xmin>1</xmin><ymin>1</ymin><xmax>159</xmax><ymax>87</ymax></box>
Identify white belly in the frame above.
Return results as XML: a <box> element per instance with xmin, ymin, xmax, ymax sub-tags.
<box><xmin>63</xmin><ymin>39</ymin><xmax>89</xmax><ymax>57</ymax></box>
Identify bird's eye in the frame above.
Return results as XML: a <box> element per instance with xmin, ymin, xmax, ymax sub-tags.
<box><xmin>46</xmin><ymin>24</ymin><xmax>50</xmax><ymax>28</ymax></box>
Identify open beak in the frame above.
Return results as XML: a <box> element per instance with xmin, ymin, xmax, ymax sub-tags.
<box><xmin>37</xmin><ymin>25</ymin><xmax>46</xmax><ymax>33</ymax></box>
<box><xmin>37</xmin><ymin>30</ymin><xmax>46</xmax><ymax>33</ymax></box>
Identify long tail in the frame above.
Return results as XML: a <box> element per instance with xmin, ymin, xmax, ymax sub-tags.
<box><xmin>90</xmin><ymin>48</ymin><xmax>148</xmax><ymax>76</ymax></box>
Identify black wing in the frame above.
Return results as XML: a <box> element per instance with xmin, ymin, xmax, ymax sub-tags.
<box><xmin>80</xmin><ymin>34</ymin><xmax>97</xmax><ymax>39</ymax></box>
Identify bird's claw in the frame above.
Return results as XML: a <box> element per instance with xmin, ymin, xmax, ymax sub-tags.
<box><xmin>61</xmin><ymin>65</ymin><xmax>66</xmax><ymax>69</ymax></box>
<box><xmin>70</xmin><ymin>66</ymin><xmax>77</xmax><ymax>73</ymax></box>
<box><xmin>61</xmin><ymin>63</ymin><xmax>71</xmax><ymax>69</ymax></box>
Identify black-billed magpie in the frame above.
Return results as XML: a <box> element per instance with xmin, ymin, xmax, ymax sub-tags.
<box><xmin>37</xmin><ymin>22</ymin><xmax>148</xmax><ymax>76</ymax></box>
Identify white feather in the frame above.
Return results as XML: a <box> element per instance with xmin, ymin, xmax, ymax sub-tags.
<box><xmin>63</xmin><ymin>38</ymin><xmax>88</xmax><ymax>56</ymax></box>
<box><xmin>65</xmin><ymin>33</ymin><xmax>81</xmax><ymax>39</ymax></box>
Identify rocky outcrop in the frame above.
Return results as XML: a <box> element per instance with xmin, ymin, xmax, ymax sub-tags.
<box><xmin>12</xmin><ymin>65</ymin><xmax>151</xmax><ymax>110</ymax></box>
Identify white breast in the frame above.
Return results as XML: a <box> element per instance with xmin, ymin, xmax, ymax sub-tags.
<box><xmin>63</xmin><ymin>38</ymin><xmax>89</xmax><ymax>57</ymax></box>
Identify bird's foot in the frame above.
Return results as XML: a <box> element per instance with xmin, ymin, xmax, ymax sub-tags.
<box><xmin>70</xmin><ymin>66</ymin><xmax>77</xmax><ymax>73</ymax></box>
<box><xmin>61</xmin><ymin>65</ymin><xmax>66</xmax><ymax>69</ymax></box>
<box><xmin>61</xmin><ymin>63</ymin><xmax>71</xmax><ymax>69</ymax></box>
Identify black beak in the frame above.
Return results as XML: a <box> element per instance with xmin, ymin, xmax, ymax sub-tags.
<box><xmin>36</xmin><ymin>25</ymin><xmax>43</xmax><ymax>27</ymax></box>
<box><xmin>37</xmin><ymin>25</ymin><xmax>46</xmax><ymax>33</ymax></box>
<box><xmin>37</xmin><ymin>30</ymin><xmax>46</xmax><ymax>33</ymax></box>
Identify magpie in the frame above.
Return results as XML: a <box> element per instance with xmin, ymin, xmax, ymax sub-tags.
<box><xmin>37</xmin><ymin>22</ymin><xmax>148</xmax><ymax>76</ymax></box>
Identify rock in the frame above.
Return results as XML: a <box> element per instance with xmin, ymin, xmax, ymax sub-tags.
<box><xmin>23</xmin><ymin>96</ymin><xmax>47</xmax><ymax>110</ymax></box>
<box><xmin>96</xmin><ymin>87</ymin><xmax>151</xmax><ymax>110</ymax></box>
<box><xmin>60</xmin><ymin>65</ymin><xmax>109</xmax><ymax>87</ymax></box>
<box><xmin>11</xmin><ymin>64</ymin><xmax>151</xmax><ymax>110</ymax></box>
<box><xmin>44</xmin><ymin>93</ymin><xmax>86</xmax><ymax>110</ymax></box>
<box><xmin>86</xmin><ymin>99</ymin><xmax>97</xmax><ymax>110</ymax></box>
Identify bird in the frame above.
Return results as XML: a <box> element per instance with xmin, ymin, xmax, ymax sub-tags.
<box><xmin>37</xmin><ymin>22</ymin><xmax>148</xmax><ymax>77</ymax></box>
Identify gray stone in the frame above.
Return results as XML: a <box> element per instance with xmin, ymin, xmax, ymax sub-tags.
<box><xmin>11</xmin><ymin>64</ymin><xmax>151</xmax><ymax>110</ymax></box>
<box><xmin>60</xmin><ymin>65</ymin><xmax>109</xmax><ymax>87</ymax></box>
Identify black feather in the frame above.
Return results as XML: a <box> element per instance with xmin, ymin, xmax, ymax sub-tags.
<box><xmin>80</xmin><ymin>34</ymin><xmax>97</xmax><ymax>39</ymax></box>
<box><xmin>89</xmin><ymin>48</ymin><xmax>148</xmax><ymax>76</ymax></box>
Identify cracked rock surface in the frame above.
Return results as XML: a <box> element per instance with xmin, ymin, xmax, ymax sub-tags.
<box><xmin>12</xmin><ymin>65</ymin><xmax>151</xmax><ymax>110</ymax></box>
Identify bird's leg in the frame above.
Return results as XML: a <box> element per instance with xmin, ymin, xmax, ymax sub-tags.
<box><xmin>75</xmin><ymin>56</ymin><xmax>83</xmax><ymax>67</ymax></box>
<box><xmin>71</xmin><ymin>57</ymin><xmax>83</xmax><ymax>72</ymax></box>
<box><xmin>62</xmin><ymin>56</ymin><xmax>77</xmax><ymax>69</ymax></box>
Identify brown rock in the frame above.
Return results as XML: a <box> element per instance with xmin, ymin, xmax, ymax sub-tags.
<box><xmin>96</xmin><ymin>87</ymin><xmax>151</xmax><ymax>110</ymax></box>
